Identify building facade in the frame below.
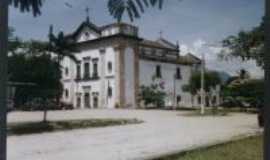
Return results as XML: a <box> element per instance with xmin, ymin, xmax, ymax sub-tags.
<box><xmin>61</xmin><ymin>19</ymin><xmax>202</xmax><ymax>109</ymax></box>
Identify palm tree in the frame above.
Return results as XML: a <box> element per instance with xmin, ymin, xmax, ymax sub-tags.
<box><xmin>9</xmin><ymin>0</ymin><xmax>43</xmax><ymax>16</ymax></box>
<box><xmin>48</xmin><ymin>25</ymin><xmax>78</xmax><ymax>65</ymax></box>
<box><xmin>48</xmin><ymin>25</ymin><xmax>79</xmax><ymax>103</ymax></box>
<box><xmin>1</xmin><ymin>1</ymin><xmax>42</xmax><ymax>160</ymax></box>
<box><xmin>108</xmin><ymin>0</ymin><xmax>164</xmax><ymax>22</ymax></box>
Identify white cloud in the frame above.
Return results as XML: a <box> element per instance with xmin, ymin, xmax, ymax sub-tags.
<box><xmin>193</xmin><ymin>39</ymin><xmax>206</xmax><ymax>51</ymax></box>
<box><xmin>180</xmin><ymin>39</ymin><xmax>264</xmax><ymax>78</ymax></box>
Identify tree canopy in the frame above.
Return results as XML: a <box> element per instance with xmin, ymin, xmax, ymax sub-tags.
<box><xmin>108</xmin><ymin>0</ymin><xmax>164</xmax><ymax>22</ymax></box>
<box><xmin>9</xmin><ymin>0</ymin><xmax>43</xmax><ymax>16</ymax></box>
<box><xmin>48</xmin><ymin>26</ymin><xmax>78</xmax><ymax>64</ymax></box>
<box><xmin>183</xmin><ymin>71</ymin><xmax>221</xmax><ymax>95</ymax></box>
<box><xmin>220</xmin><ymin>19</ymin><xmax>264</xmax><ymax>68</ymax></box>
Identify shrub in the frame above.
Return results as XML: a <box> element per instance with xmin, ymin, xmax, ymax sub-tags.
<box><xmin>139</xmin><ymin>84</ymin><xmax>166</xmax><ymax>108</ymax></box>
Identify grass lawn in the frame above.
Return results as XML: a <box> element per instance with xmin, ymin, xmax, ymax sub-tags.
<box><xmin>8</xmin><ymin>118</ymin><xmax>143</xmax><ymax>136</ymax></box>
<box><xmin>154</xmin><ymin>136</ymin><xmax>262</xmax><ymax>160</ymax></box>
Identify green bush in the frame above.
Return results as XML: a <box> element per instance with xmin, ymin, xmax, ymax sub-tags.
<box><xmin>139</xmin><ymin>84</ymin><xmax>166</xmax><ymax>108</ymax></box>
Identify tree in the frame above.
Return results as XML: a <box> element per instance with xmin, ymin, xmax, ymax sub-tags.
<box><xmin>220</xmin><ymin>14</ymin><xmax>270</xmax><ymax>159</ymax></box>
<box><xmin>183</xmin><ymin>71</ymin><xmax>221</xmax><ymax>108</ymax></box>
<box><xmin>1</xmin><ymin>1</ymin><xmax>43</xmax><ymax>160</ymax></box>
<box><xmin>8</xmin><ymin>49</ymin><xmax>62</xmax><ymax>105</ymax></box>
<box><xmin>223</xmin><ymin>79</ymin><xmax>264</xmax><ymax>108</ymax></box>
<box><xmin>9</xmin><ymin>0</ymin><xmax>43</xmax><ymax>16</ymax></box>
<box><xmin>8</xmin><ymin>52</ymin><xmax>62</xmax><ymax>122</ymax></box>
<box><xmin>139</xmin><ymin>82</ymin><xmax>166</xmax><ymax>108</ymax></box>
<box><xmin>220</xmin><ymin>19</ymin><xmax>264</xmax><ymax>68</ymax></box>
<box><xmin>108</xmin><ymin>0</ymin><xmax>164</xmax><ymax>22</ymax></box>
<box><xmin>48</xmin><ymin>25</ymin><xmax>78</xmax><ymax>64</ymax></box>
<box><xmin>48</xmin><ymin>26</ymin><xmax>79</xmax><ymax>105</ymax></box>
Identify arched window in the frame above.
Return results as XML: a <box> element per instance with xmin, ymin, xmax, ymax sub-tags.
<box><xmin>65</xmin><ymin>67</ymin><xmax>69</xmax><ymax>76</ymax></box>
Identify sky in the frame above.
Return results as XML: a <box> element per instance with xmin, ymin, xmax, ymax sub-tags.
<box><xmin>10</xmin><ymin>0</ymin><xmax>264</xmax><ymax>77</ymax></box>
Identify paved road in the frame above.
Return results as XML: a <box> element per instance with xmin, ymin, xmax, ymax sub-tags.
<box><xmin>8</xmin><ymin>110</ymin><xmax>260</xmax><ymax>160</ymax></box>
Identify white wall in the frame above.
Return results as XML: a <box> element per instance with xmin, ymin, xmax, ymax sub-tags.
<box><xmin>139</xmin><ymin>59</ymin><xmax>193</xmax><ymax>107</ymax></box>
<box><xmin>101</xmin><ymin>27</ymin><xmax>120</xmax><ymax>37</ymax></box>
<box><xmin>76</xmin><ymin>28</ymin><xmax>100</xmax><ymax>42</ymax></box>
<box><xmin>61</xmin><ymin>46</ymin><xmax>118</xmax><ymax>109</ymax></box>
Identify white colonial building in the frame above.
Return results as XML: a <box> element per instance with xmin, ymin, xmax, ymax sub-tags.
<box><xmin>61</xmin><ymin>19</ymin><xmax>202</xmax><ymax>109</ymax></box>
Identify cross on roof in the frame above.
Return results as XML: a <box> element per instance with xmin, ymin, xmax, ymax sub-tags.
<box><xmin>85</xmin><ymin>7</ymin><xmax>90</xmax><ymax>23</ymax></box>
<box><xmin>159</xmin><ymin>30</ymin><xmax>163</xmax><ymax>38</ymax></box>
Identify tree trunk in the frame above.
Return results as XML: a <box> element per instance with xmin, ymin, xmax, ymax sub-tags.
<box><xmin>191</xmin><ymin>95</ymin><xmax>194</xmax><ymax>108</ymax></box>
<box><xmin>43</xmin><ymin>108</ymin><xmax>47</xmax><ymax>123</ymax></box>
<box><xmin>43</xmin><ymin>99</ymin><xmax>47</xmax><ymax>123</ymax></box>
<box><xmin>0</xmin><ymin>1</ymin><xmax>8</xmax><ymax>160</ymax></box>
<box><xmin>264</xmin><ymin>0</ymin><xmax>270</xmax><ymax>159</ymax></box>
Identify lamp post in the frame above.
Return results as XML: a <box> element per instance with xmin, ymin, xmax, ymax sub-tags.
<box><xmin>199</xmin><ymin>43</ymin><xmax>220</xmax><ymax>115</ymax></box>
<box><xmin>200</xmin><ymin>52</ymin><xmax>205</xmax><ymax>115</ymax></box>
<box><xmin>173</xmin><ymin>74</ymin><xmax>176</xmax><ymax>109</ymax></box>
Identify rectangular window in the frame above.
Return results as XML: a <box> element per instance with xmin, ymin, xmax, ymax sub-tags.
<box><xmin>93</xmin><ymin>62</ymin><xmax>98</xmax><ymax>78</ymax></box>
<box><xmin>76</xmin><ymin>64</ymin><xmax>81</xmax><ymax>79</ymax></box>
<box><xmin>108</xmin><ymin>86</ymin><xmax>112</xmax><ymax>97</ymax></box>
<box><xmin>65</xmin><ymin>89</ymin><xmax>69</xmax><ymax>98</ymax></box>
<box><xmin>93</xmin><ymin>96</ymin><xmax>99</xmax><ymax>108</ymax></box>
<box><xmin>156</xmin><ymin>65</ymin><xmax>162</xmax><ymax>78</ymax></box>
<box><xmin>84</xmin><ymin>62</ymin><xmax>90</xmax><ymax>79</ymax></box>
<box><xmin>108</xmin><ymin>62</ymin><xmax>112</xmax><ymax>73</ymax></box>
<box><xmin>176</xmin><ymin>67</ymin><xmax>182</xmax><ymax>79</ymax></box>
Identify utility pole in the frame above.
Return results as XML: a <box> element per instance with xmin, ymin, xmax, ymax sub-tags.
<box><xmin>173</xmin><ymin>74</ymin><xmax>176</xmax><ymax>109</ymax></box>
<box><xmin>200</xmin><ymin>52</ymin><xmax>205</xmax><ymax>115</ymax></box>
<box><xmin>199</xmin><ymin>43</ymin><xmax>220</xmax><ymax>115</ymax></box>
<box><xmin>0</xmin><ymin>1</ymin><xmax>8</xmax><ymax>160</ymax></box>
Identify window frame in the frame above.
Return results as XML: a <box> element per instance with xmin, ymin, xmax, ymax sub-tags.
<box><xmin>156</xmin><ymin>65</ymin><xmax>162</xmax><ymax>78</ymax></box>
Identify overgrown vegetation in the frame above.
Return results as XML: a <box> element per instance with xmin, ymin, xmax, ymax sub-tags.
<box><xmin>154</xmin><ymin>136</ymin><xmax>262</xmax><ymax>160</ymax></box>
<box><xmin>8</xmin><ymin>118</ymin><xmax>143</xmax><ymax>136</ymax></box>
<box><xmin>222</xmin><ymin>79</ymin><xmax>263</xmax><ymax>108</ymax></box>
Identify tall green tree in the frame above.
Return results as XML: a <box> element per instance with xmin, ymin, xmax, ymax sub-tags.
<box><xmin>220</xmin><ymin>16</ymin><xmax>270</xmax><ymax>159</ymax></box>
<box><xmin>48</xmin><ymin>25</ymin><xmax>78</xmax><ymax>64</ymax></box>
<box><xmin>48</xmin><ymin>26</ymin><xmax>79</xmax><ymax>105</ymax></box>
<box><xmin>220</xmin><ymin>19</ymin><xmax>264</xmax><ymax>68</ymax></box>
<box><xmin>1</xmin><ymin>1</ymin><xmax>43</xmax><ymax>160</ymax></box>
